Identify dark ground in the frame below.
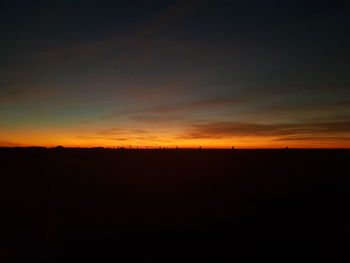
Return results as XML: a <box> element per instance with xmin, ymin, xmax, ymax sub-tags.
<box><xmin>1</xmin><ymin>148</ymin><xmax>350</xmax><ymax>262</ymax></box>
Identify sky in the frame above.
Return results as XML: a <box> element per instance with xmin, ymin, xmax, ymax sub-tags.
<box><xmin>1</xmin><ymin>0</ymin><xmax>350</xmax><ymax>148</ymax></box>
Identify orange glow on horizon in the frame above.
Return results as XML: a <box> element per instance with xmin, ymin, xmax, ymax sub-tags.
<box><xmin>1</xmin><ymin>129</ymin><xmax>349</xmax><ymax>149</ymax></box>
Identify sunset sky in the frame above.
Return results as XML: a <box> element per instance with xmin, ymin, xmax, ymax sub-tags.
<box><xmin>1</xmin><ymin>0</ymin><xmax>350</xmax><ymax>148</ymax></box>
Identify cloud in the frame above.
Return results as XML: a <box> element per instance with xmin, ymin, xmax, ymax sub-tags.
<box><xmin>76</xmin><ymin>129</ymin><xmax>174</xmax><ymax>144</ymax></box>
<box><xmin>272</xmin><ymin>135</ymin><xmax>350</xmax><ymax>142</ymax></box>
<box><xmin>178</xmin><ymin>120</ymin><xmax>350</xmax><ymax>140</ymax></box>
<box><xmin>215</xmin><ymin>99</ymin><xmax>350</xmax><ymax>124</ymax></box>
<box><xmin>150</xmin><ymin>97</ymin><xmax>242</xmax><ymax>114</ymax></box>
<box><xmin>0</xmin><ymin>88</ymin><xmax>60</xmax><ymax>104</ymax></box>
<box><xmin>257</xmin><ymin>100</ymin><xmax>350</xmax><ymax>114</ymax></box>
<box><xmin>76</xmin><ymin>136</ymin><xmax>130</xmax><ymax>141</ymax></box>
<box><xmin>80</xmin><ymin>116</ymin><xmax>350</xmax><ymax>145</ymax></box>
<box><xmin>129</xmin><ymin>115</ymin><xmax>185</xmax><ymax>124</ymax></box>
<box><xmin>0</xmin><ymin>141</ymin><xmax>25</xmax><ymax>147</ymax></box>
<box><xmin>102</xmin><ymin>96</ymin><xmax>244</xmax><ymax>122</ymax></box>
<box><xmin>95</xmin><ymin>128</ymin><xmax>149</xmax><ymax>136</ymax></box>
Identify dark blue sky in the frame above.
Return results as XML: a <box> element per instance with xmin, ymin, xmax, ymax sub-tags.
<box><xmin>1</xmin><ymin>0</ymin><xmax>350</xmax><ymax>147</ymax></box>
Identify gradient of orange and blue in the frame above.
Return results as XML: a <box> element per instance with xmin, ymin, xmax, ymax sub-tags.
<box><xmin>1</xmin><ymin>0</ymin><xmax>350</xmax><ymax>148</ymax></box>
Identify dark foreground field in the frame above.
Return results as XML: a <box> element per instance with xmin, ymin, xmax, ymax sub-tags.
<box><xmin>1</xmin><ymin>148</ymin><xmax>350</xmax><ymax>262</ymax></box>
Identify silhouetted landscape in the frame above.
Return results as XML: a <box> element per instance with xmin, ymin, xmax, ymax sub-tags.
<box><xmin>2</xmin><ymin>148</ymin><xmax>350</xmax><ymax>262</ymax></box>
<box><xmin>2</xmin><ymin>0</ymin><xmax>350</xmax><ymax>261</ymax></box>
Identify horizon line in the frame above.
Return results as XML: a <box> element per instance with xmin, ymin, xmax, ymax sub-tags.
<box><xmin>1</xmin><ymin>146</ymin><xmax>349</xmax><ymax>150</ymax></box>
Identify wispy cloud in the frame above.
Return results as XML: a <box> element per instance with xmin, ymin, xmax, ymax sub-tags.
<box><xmin>129</xmin><ymin>115</ymin><xmax>185</xmax><ymax>124</ymax></box>
<box><xmin>0</xmin><ymin>88</ymin><xmax>60</xmax><ymax>104</ymax></box>
<box><xmin>178</xmin><ymin>120</ymin><xmax>350</xmax><ymax>140</ymax></box>
<box><xmin>272</xmin><ymin>135</ymin><xmax>350</xmax><ymax>142</ymax></box>
<box><xmin>77</xmin><ymin>128</ymin><xmax>174</xmax><ymax>144</ymax></box>
<box><xmin>150</xmin><ymin>97</ymin><xmax>242</xmax><ymax>114</ymax></box>
<box><xmin>0</xmin><ymin>141</ymin><xmax>25</xmax><ymax>147</ymax></box>
<box><xmin>95</xmin><ymin>127</ymin><xmax>149</xmax><ymax>136</ymax></box>
<box><xmin>256</xmin><ymin>100</ymin><xmax>350</xmax><ymax>114</ymax></box>
<box><xmin>102</xmin><ymin>96</ymin><xmax>244</xmax><ymax>122</ymax></box>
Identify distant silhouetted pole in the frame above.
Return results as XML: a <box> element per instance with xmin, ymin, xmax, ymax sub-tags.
<box><xmin>232</xmin><ymin>146</ymin><xmax>234</xmax><ymax>150</ymax></box>
<box><xmin>199</xmin><ymin>146</ymin><xmax>201</xmax><ymax>150</ymax></box>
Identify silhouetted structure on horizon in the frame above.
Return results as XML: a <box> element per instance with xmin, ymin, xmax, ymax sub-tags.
<box><xmin>54</xmin><ymin>146</ymin><xmax>64</xmax><ymax>149</ymax></box>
